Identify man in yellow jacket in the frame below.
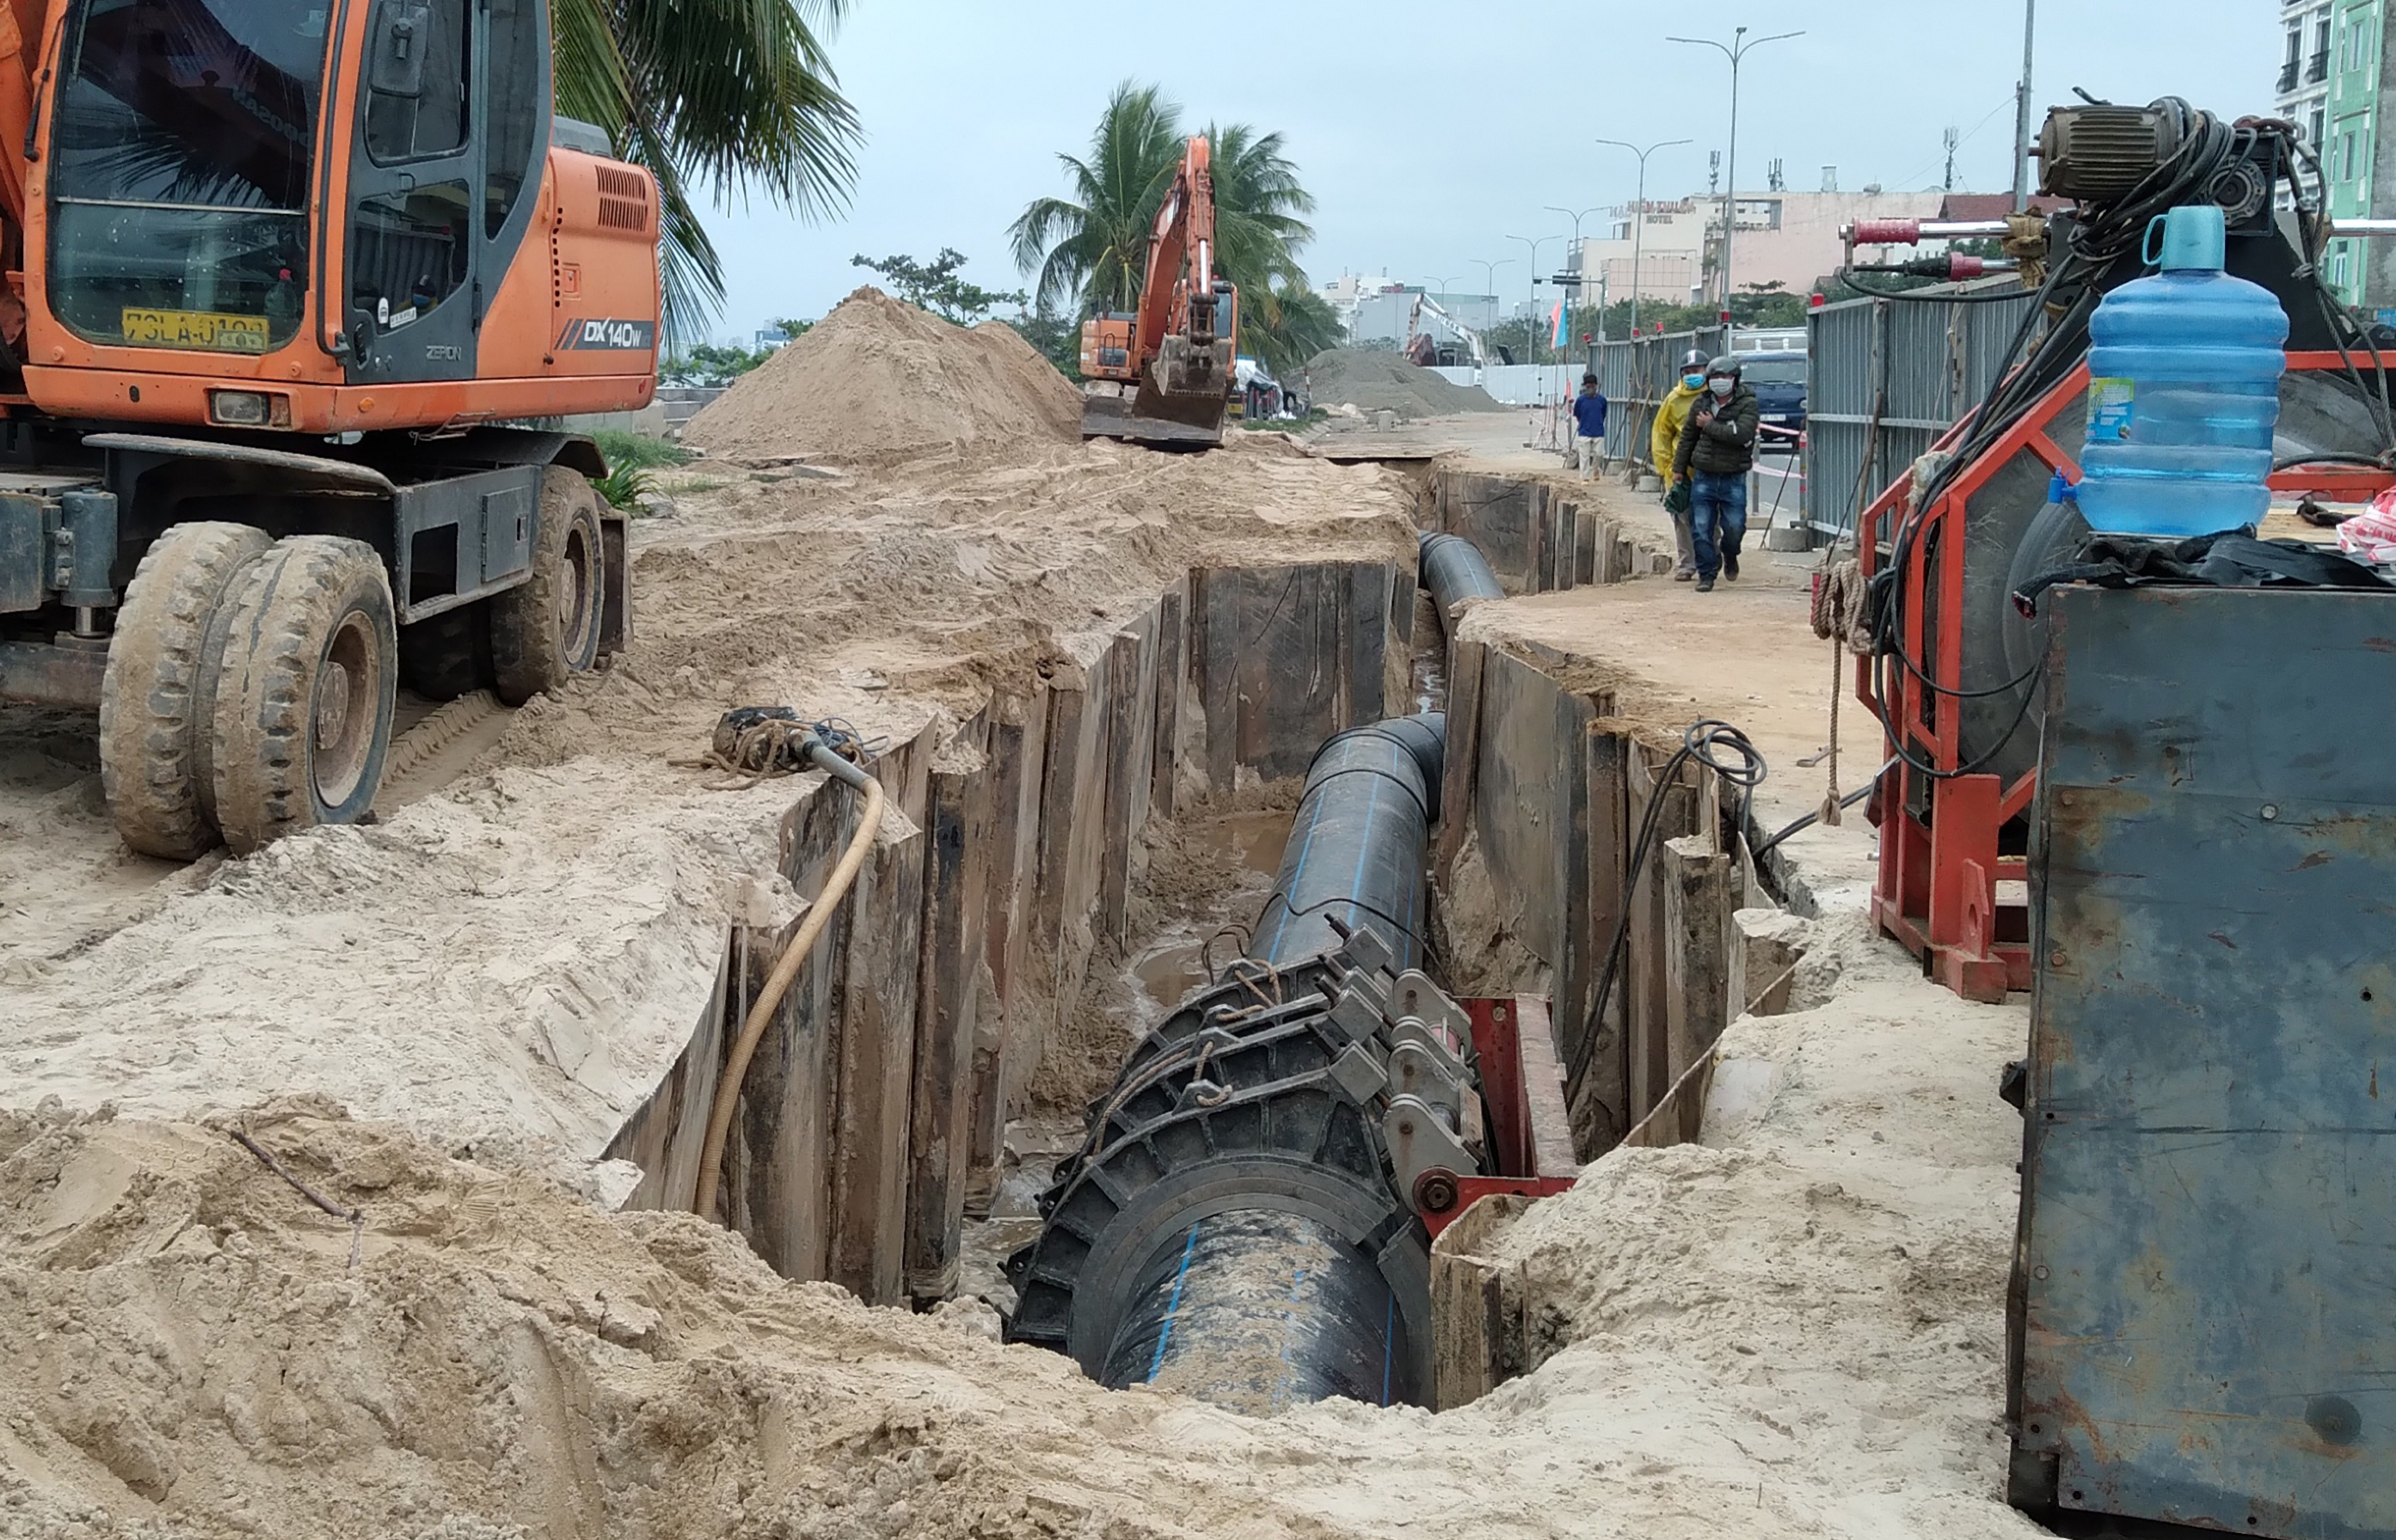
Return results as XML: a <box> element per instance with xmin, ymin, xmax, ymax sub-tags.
<box><xmin>1649</xmin><ymin>348</ymin><xmax>1709</xmax><ymax>580</ymax></box>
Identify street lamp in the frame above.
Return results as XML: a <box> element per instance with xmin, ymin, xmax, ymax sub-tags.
<box><xmin>1506</xmin><ymin>233</ymin><xmax>1560</xmax><ymax>365</ymax></box>
<box><xmin>1469</xmin><ymin>257</ymin><xmax>1512</xmax><ymax>301</ymax></box>
<box><xmin>1594</xmin><ymin>138</ymin><xmax>1692</xmax><ymax>336</ymax></box>
<box><xmin>1667</xmin><ymin>26</ymin><xmax>1803</xmax><ymax>324</ymax></box>
<box><xmin>2011</xmin><ymin>1</ymin><xmax>2037</xmax><ymax>212</ymax></box>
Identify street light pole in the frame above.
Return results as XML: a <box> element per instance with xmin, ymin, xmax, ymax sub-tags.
<box><xmin>1668</xmin><ymin>28</ymin><xmax>1802</xmax><ymax>327</ymax></box>
<box><xmin>1506</xmin><ymin>233</ymin><xmax>1559</xmax><ymax>366</ymax></box>
<box><xmin>1596</xmin><ymin>137</ymin><xmax>1692</xmax><ymax>335</ymax></box>
<box><xmin>2012</xmin><ymin>0</ymin><xmax>2037</xmax><ymax>212</ymax></box>
<box><xmin>1545</xmin><ymin>204</ymin><xmax>1605</xmax><ymax>354</ymax></box>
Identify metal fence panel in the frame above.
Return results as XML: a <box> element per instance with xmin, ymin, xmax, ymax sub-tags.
<box><xmin>1802</xmin><ymin>285</ymin><xmax>2040</xmax><ymax>540</ymax></box>
<box><xmin>1590</xmin><ymin>325</ymin><xmax>1726</xmax><ymax>469</ymax></box>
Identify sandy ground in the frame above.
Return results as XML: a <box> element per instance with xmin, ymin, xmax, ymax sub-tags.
<box><xmin>0</xmin><ymin>875</ymin><xmax>2039</xmax><ymax>1540</ymax></box>
<box><xmin>0</xmin><ymin>377</ymin><xmax>2046</xmax><ymax>1539</ymax></box>
<box><xmin>0</xmin><ymin>433</ymin><xmax>1416</xmax><ymax>1167</ymax></box>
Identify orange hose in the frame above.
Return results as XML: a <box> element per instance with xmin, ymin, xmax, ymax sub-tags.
<box><xmin>694</xmin><ymin>765</ymin><xmax>885</xmax><ymax>1220</ymax></box>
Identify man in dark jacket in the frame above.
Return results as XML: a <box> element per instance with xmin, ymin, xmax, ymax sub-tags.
<box><xmin>1671</xmin><ymin>354</ymin><xmax>1760</xmax><ymax>592</ymax></box>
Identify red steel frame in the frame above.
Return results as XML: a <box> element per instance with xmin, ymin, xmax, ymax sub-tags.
<box><xmin>1420</xmin><ymin>997</ymin><xmax>1578</xmax><ymax>1242</ymax></box>
<box><xmin>1860</xmin><ymin>352</ymin><xmax>2393</xmax><ymax>1001</ymax></box>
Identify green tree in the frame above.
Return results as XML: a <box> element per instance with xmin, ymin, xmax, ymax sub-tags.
<box><xmin>554</xmin><ymin>0</ymin><xmax>862</xmax><ymax>337</ymax></box>
<box><xmin>1240</xmin><ymin>284</ymin><xmax>1345</xmax><ymax>377</ymax></box>
<box><xmin>1200</xmin><ymin>122</ymin><xmax>1315</xmax><ymax>296</ymax></box>
<box><xmin>1008</xmin><ymin>82</ymin><xmax>1185</xmax><ymax>316</ymax></box>
<box><xmin>1011</xmin><ymin>310</ymin><xmax>1084</xmax><ymax>380</ymax></box>
<box><xmin>661</xmin><ymin>341</ymin><xmax>774</xmax><ymax>386</ymax></box>
<box><xmin>851</xmin><ymin>249</ymin><xmax>1029</xmax><ymax>324</ymax></box>
<box><xmin>1007</xmin><ymin>83</ymin><xmax>1318</xmax><ymax>328</ymax></box>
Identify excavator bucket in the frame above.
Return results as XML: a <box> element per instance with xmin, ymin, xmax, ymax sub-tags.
<box><xmin>1082</xmin><ymin>334</ymin><xmax>1235</xmax><ymax>449</ymax></box>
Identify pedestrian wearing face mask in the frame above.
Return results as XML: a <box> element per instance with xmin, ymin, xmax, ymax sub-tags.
<box><xmin>1670</xmin><ymin>355</ymin><xmax>1760</xmax><ymax>592</ymax></box>
<box><xmin>1650</xmin><ymin>348</ymin><xmax>1710</xmax><ymax>580</ymax></box>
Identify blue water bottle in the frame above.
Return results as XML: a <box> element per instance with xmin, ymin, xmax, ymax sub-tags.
<box><xmin>2074</xmin><ymin>204</ymin><xmax>2288</xmax><ymax>538</ymax></box>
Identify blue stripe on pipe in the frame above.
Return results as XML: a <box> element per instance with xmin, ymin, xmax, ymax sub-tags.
<box><xmin>1146</xmin><ymin>1222</ymin><xmax>1203</xmax><ymax>1383</ymax></box>
<box><xmin>1263</xmin><ymin>791</ymin><xmax>1326</xmax><ymax>959</ymax></box>
<box><xmin>1340</xmin><ymin>770</ymin><xmax>1385</xmax><ymax>946</ymax></box>
<box><xmin>1272</xmin><ymin>1264</ymin><xmax>1311</xmax><ymax>1412</ymax></box>
<box><xmin>1381</xmin><ymin>1289</ymin><xmax>1394</xmax><ymax>1406</ymax></box>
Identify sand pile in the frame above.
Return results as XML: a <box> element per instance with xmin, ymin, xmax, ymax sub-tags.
<box><xmin>682</xmin><ymin>287</ymin><xmax>1082</xmax><ymax>466</ymax></box>
<box><xmin>1300</xmin><ymin>348</ymin><xmax>1504</xmax><ymax>419</ymax></box>
<box><xmin>0</xmin><ymin>906</ymin><xmax>2043</xmax><ymax>1540</ymax></box>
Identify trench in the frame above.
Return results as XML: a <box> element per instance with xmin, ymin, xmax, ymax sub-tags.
<box><xmin>593</xmin><ymin>464</ymin><xmax>1785</xmax><ymax>1412</ymax></box>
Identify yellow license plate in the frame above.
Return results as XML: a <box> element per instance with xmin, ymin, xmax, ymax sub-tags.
<box><xmin>119</xmin><ymin>308</ymin><xmax>271</xmax><ymax>353</ymax></box>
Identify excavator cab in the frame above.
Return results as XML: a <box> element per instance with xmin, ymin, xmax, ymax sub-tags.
<box><xmin>20</xmin><ymin>0</ymin><xmax>659</xmax><ymax>430</ymax></box>
<box><xmin>0</xmin><ymin>0</ymin><xmax>660</xmax><ymax>861</ymax></box>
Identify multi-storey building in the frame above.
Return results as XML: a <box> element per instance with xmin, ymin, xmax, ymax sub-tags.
<box><xmin>2278</xmin><ymin>1</ymin><xmax>2337</xmax><ymax>158</ymax></box>
<box><xmin>2286</xmin><ymin>0</ymin><xmax>2384</xmax><ymax>302</ymax></box>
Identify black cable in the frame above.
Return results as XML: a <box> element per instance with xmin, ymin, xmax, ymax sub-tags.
<box><xmin>1835</xmin><ymin>271</ymin><xmax>2036</xmax><ymax>305</ymax></box>
<box><xmin>1863</xmin><ymin>100</ymin><xmax>2263</xmax><ymax>784</ymax></box>
<box><xmin>1569</xmin><ymin>721</ymin><xmax>1764</xmax><ymax>1090</ymax></box>
<box><xmin>1247</xmin><ymin>892</ymin><xmax>1431</xmax><ymax>960</ymax></box>
<box><xmin>1750</xmin><ymin>762</ymin><xmax>1895</xmax><ymax>862</ymax></box>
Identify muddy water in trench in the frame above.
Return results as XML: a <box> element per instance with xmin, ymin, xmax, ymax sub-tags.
<box><xmin>1128</xmin><ymin>809</ymin><xmax>1293</xmax><ymax>1010</ymax></box>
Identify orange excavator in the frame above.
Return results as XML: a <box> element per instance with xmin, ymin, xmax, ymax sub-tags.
<box><xmin>0</xmin><ymin>0</ymin><xmax>660</xmax><ymax>857</ymax></box>
<box><xmin>1078</xmin><ymin>135</ymin><xmax>1237</xmax><ymax>449</ymax></box>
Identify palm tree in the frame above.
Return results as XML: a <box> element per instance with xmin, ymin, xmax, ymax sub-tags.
<box><xmin>554</xmin><ymin>0</ymin><xmax>861</xmax><ymax>334</ymax></box>
<box><xmin>1006</xmin><ymin>82</ymin><xmax>1183</xmax><ymax>317</ymax></box>
<box><xmin>1239</xmin><ymin>283</ymin><xmax>1345</xmax><ymax>379</ymax></box>
<box><xmin>1008</xmin><ymin>85</ymin><xmax>1317</xmax><ymax>328</ymax></box>
<box><xmin>1201</xmin><ymin>122</ymin><xmax>1314</xmax><ymax>298</ymax></box>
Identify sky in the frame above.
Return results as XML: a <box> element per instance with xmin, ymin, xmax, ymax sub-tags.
<box><xmin>694</xmin><ymin>1</ymin><xmax>2278</xmax><ymax>344</ymax></box>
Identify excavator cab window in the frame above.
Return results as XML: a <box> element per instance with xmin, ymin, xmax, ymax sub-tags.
<box><xmin>47</xmin><ymin>0</ymin><xmax>330</xmax><ymax>354</ymax></box>
<box><xmin>363</xmin><ymin>0</ymin><xmax>469</xmax><ymax>163</ymax></box>
<box><xmin>481</xmin><ymin>0</ymin><xmax>542</xmax><ymax>237</ymax></box>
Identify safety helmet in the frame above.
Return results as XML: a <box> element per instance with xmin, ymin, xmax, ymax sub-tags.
<box><xmin>1679</xmin><ymin>347</ymin><xmax>1709</xmax><ymax>371</ymax></box>
<box><xmin>1706</xmin><ymin>354</ymin><xmax>1742</xmax><ymax>379</ymax></box>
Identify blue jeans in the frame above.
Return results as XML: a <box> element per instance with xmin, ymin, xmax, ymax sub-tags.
<box><xmin>1690</xmin><ymin>471</ymin><xmax>1748</xmax><ymax>580</ymax></box>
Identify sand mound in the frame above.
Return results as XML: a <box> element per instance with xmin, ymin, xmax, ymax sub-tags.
<box><xmin>1299</xmin><ymin>348</ymin><xmax>1505</xmax><ymax>418</ymax></box>
<box><xmin>683</xmin><ymin>287</ymin><xmax>1081</xmax><ymax>467</ymax></box>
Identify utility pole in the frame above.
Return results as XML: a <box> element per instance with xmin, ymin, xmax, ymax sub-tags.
<box><xmin>1669</xmin><ymin>27</ymin><xmax>1803</xmax><ymax>324</ymax></box>
<box><xmin>1505</xmin><ymin>234</ymin><xmax>1558</xmax><ymax>366</ymax></box>
<box><xmin>1545</xmin><ymin>204</ymin><xmax>1606</xmax><ymax>341</ymax></box>
<box><xmin>1596</xmin><ymin>138</ymin><xmax>1691</xmax><ymax>338</ymax></box>
<box><xmin>2012</xmin><ymin>0</ymin><xmax>2037</xmax><ymax>212</ymax></box>
<box><xmin>1470</xmin><ymin>257</ymin><xmax>1513</xmax><ymax>315</ymax></box>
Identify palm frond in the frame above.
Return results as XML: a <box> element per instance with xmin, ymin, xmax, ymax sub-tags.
<box><xmin>551</xmin><ymin>0</ymin><xmax>859</xmax><ymax>328</ymax></box>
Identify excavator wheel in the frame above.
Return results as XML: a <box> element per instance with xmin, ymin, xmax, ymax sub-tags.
<box><xmin>98</xmin><ymin>521</ymin><xmax>274</xmax><ymax>859</ymax></box>
<box><xmin>489</xmin><ymin>466</ymin><xmax>605</xmax><ymax>705</ymax></box>
<box><xmin>210</xmin><ymin>536</ymin><xmax>398</xmax><ymax>855</ymax></box>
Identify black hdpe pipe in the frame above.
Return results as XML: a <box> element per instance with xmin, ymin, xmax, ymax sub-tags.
<box><xmin>1250</xmin><ymin>713</ymin><xmax>1443</xmax><ymax>972</ymax></box>
<box><xmin>1418</xmin><ymin>531</ymin><xmax>1502</xmax><ymax>627</ymax></box>
<box><xmin>1097</xmin><ymin>713</ymin><xmax>1447</xmax><ymax>1409</ymax></box>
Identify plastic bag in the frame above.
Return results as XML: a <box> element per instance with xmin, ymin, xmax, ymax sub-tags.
<box><xmin>2337</xmin><ymin>488</ymin><xmax>2396</xmax><ymax>565</ymax></box>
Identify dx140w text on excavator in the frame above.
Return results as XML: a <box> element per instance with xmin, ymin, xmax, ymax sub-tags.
<box><xmin>1078</xmin><ymin>135</ymin><xmax>1237</xmax><ymax>450</ymax></box>
<box><xmin>0</xmin><ymin>0</ymin><xmax>660</xmax><ymax>858</ymax></box>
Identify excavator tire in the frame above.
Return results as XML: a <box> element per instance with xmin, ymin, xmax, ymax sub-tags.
<box><xmin>489</xmin><ymin>466</ymin><xmax>605</xmax><ymax>705</ymax></box>
<box><xmin>98</xmin><ymin>521</ymin><xmax>274</xmax><ymax>859</ymax></box>
<box><xmin>210</xmin><ymin>536</ymin><xmax>397</xmax><ymax>855</ymax></box>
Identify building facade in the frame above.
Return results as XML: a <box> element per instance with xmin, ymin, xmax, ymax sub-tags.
<box><xmin>2279</xmin><ymin>0</ymin><xmax>2336</xmax><ymax>160</ymax></box>
<box><xmin>1566</xmin><ymin>189</ymin><xmax>1944</xmax><ymax>310</ymax></box>
<box><xmin>2315</xmin><ymin>0</ymin><xmax>2384</xmax><ymax>301</ymax></box>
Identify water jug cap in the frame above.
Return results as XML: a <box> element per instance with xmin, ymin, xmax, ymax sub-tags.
<box><xmin>2144</xmin><ymin>205</ymin><xmax>2227</xmax><ymax>272</ymax></box>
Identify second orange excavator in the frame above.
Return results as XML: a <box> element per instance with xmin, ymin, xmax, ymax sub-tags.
<box><xmin>1078</xmin><ymin>136</ymin><xmax>1237</xmax><ymax>449</ymax></box>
